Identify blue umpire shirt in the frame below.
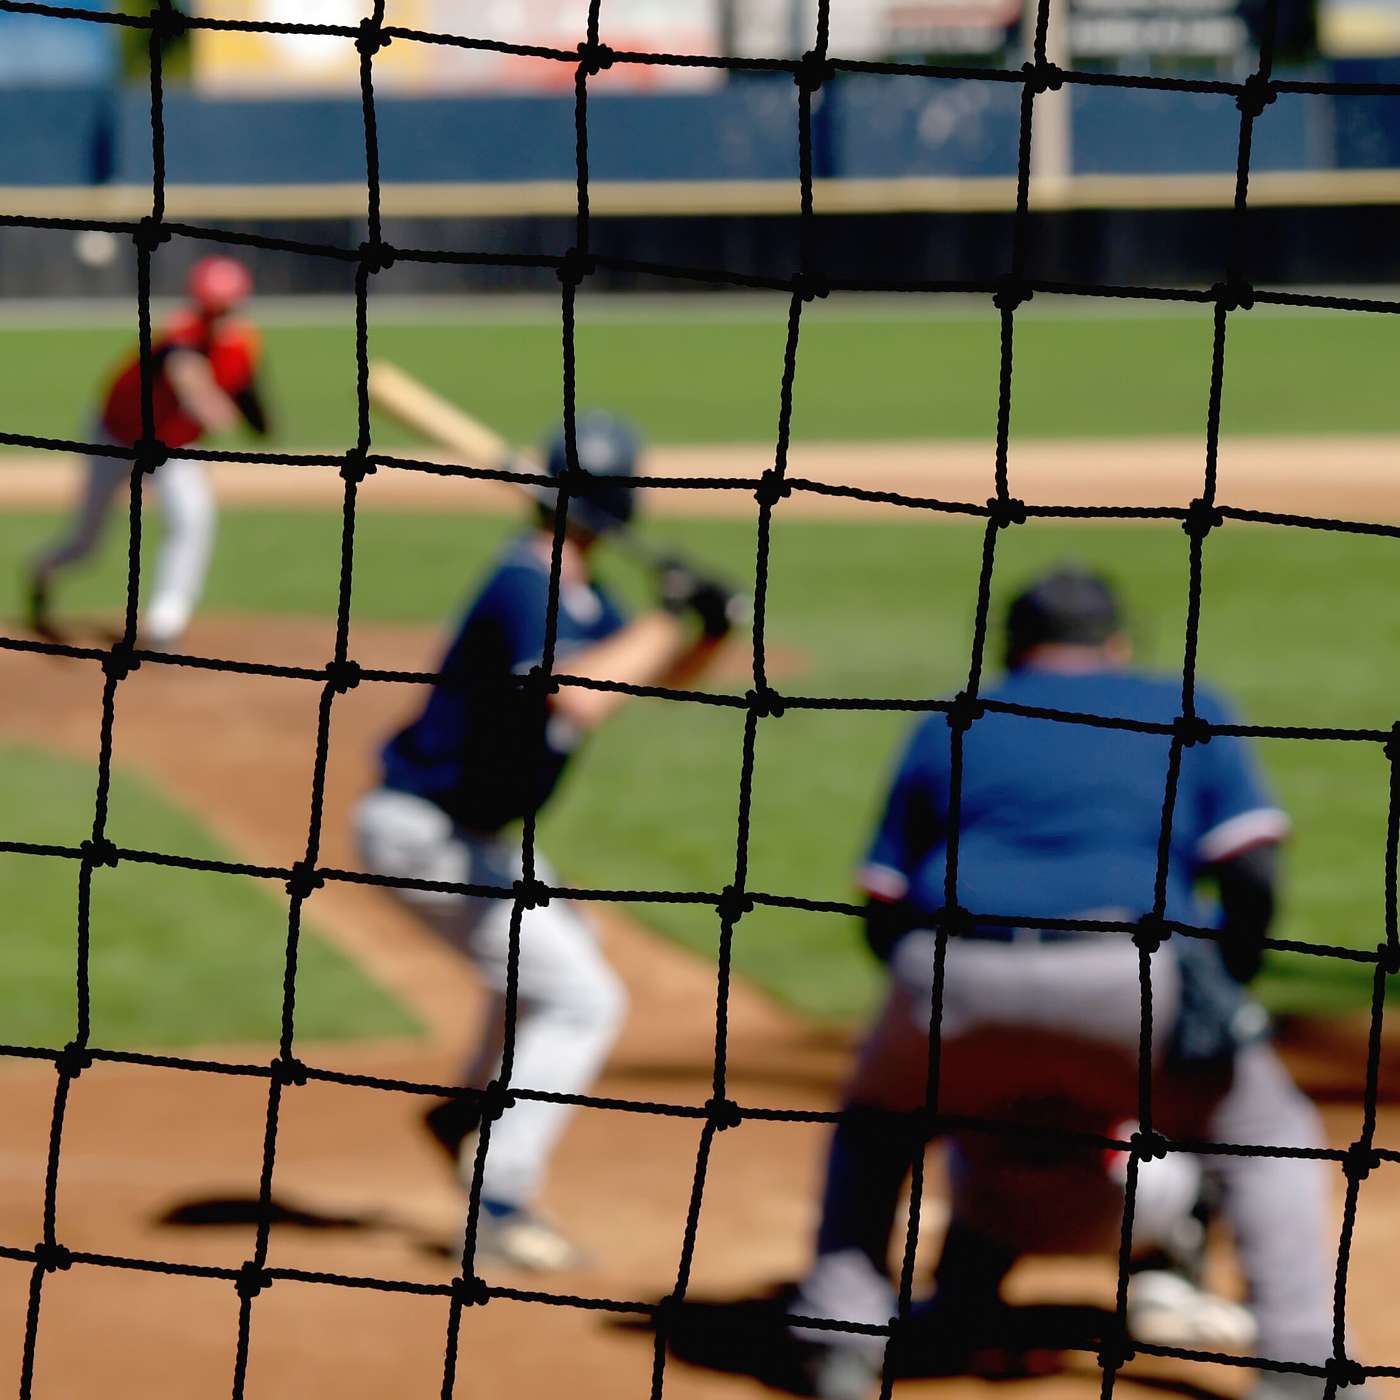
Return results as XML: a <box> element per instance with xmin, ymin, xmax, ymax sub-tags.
<box><xmin>859</xmin><ymin>667</ymin><xmax>1288</xmax><ymax>933</ymax></box>
<box><xmin>382</xmin><ymin>537</ymin><xmax>626</xmax><ymax>832</ymax></box>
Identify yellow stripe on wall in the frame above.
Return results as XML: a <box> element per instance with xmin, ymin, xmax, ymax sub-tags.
<box><xmin>3</xmin><ymin>169</ymin><xmax>1400</xmax><ymax>223</ymax></box>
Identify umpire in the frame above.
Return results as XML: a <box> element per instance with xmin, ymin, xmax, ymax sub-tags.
<box><xmin>356</xmin><ymin>413</ymin><xmax>738</xmax><ymax>1271</ymax></box>
<box><xmin>789</xmin><ymin>567</ymin><xmax>1361</xmax><ymax>1400</ymax></box>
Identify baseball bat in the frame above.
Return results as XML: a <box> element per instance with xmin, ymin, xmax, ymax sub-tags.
<box><xmin>367</xmin><ymin>358</ymin><xmax>672</xmax><ymax>570</ymax></box>
<box><xmin>368</xmin><ymin>359</ymin><xmax>515</xmax><ymax>475</ymax></box>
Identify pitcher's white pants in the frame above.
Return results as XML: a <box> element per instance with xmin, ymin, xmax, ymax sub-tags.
<box><xmin>32</xmin><ymin>449</ymin><xmax>215</xmax><ymax>646</ymax></box>
<box><xmin>355</xmin><ymin>787</ymin><xmax>627</xmax><ymax>1208</ymax></box>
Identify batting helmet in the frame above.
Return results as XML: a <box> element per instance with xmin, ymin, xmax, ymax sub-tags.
<box><xmin>1005</xmin><ymin>567</ymin><xmax>1123</xmax><ymax>666</ymax></box>
<box><xmin>541</xmin><ymin>412</ymin><xmax>640</xmax><ymax>536</ymax></box>
<box><xmin>189</xmin><ymin>256</ymin><xmax>253</xmax><ymax>316</ymax></box>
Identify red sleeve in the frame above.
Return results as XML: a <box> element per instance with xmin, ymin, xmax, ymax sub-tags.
<box><xmin>209</xmin><ymin>322</ymin><xmax>261</xmax><ymax>394</ymax></box>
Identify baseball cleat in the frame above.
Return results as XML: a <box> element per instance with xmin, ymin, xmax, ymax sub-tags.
<box><xmin>1126</xmin><ymin>1268</ymin><xmax>1257</xmax><ymax>1353</ymax></box>
<box><xmin>473</xmin><ymin>1204</ymin><xmax>587</xmax><ymax>1273</ymax></box>
<box><xmin>1246</xmin><ymin>1372</ymin><xmax>1372</xmax><ymax>1400</ymax></box>
<box><xmin>785</xmin><ymin>1338</ymin><xmax>882</xmax><ymax>1400</ymax></box>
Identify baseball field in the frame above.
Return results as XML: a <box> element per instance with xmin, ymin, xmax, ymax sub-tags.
<box><xmin>1</xmin><ymin>294</ymin><xmax>1397</xmax><ymax>1398</ymax></box>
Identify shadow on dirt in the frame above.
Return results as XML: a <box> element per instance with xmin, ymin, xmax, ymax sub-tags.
<box><xmin>614</xmin><ymin>1289</ymin><xmax>1232</xmax><ymax>1399</ymax></box>
<box><xmin>161</xmin><ymin>1195</ymin><xmax>379</xmax><ymax>1231</ymax></box>
<box><xmin>158</xmin><ymin>1192</ymin><xmax>455</xmax><ymax>1259</ymax></box>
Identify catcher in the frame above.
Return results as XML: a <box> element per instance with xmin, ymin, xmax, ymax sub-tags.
<box><xmin>356</xmin><ymin>412</ymin><xmax>742</xmax><ymax>1271</ymax></box>
<box><xmin>789</xmin><ymin>568</ymin><xmax>1362</xmax><ymax>1400</ymax></box>
<box><xmin>26</xmin><ymin>254</ymin><xmax>269</xmax><ymax>650</ymax></box>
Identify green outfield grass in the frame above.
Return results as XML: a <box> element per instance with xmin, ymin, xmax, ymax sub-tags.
<box><xmin>0</xmin><ymin>505</ymin><xmax>1393</xmax><ymax>1026</ymax></box>
<box><xmin>0</xmin><ymin>742</ymin><xmax>418</xmax><ymax>1049</ymax></box>
<box><xmin>0</xmin><ymin>302</ymin><xmax>1397</xmax><ymax>450</ymax></box>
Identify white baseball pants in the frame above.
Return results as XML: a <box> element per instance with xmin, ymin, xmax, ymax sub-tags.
<box><xmin>354</xmin><ymin>786</ymin><xmax>627</xmax><ymax>1209</ymax></box>
<box><xmin>32</xmin><ymin>446</ymin><xmax>215</xmax><ymax>647</ymax></box>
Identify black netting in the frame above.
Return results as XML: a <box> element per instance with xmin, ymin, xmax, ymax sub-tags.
<box><xmin>0</xmin><ymin>0</ymin><xmax>1396</xmax><ymax>1397</ymax></box>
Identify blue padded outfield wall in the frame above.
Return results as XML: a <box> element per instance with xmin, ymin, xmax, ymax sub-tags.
<box><xmin>0</xmin><ymin>66</ymin><xmax>1397</xmax><ymax>189</ymax></box>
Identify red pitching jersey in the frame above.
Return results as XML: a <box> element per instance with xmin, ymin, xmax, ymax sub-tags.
<box><xmin>100</xmin><ymin>310</ymin><xmax>261</xmax><ymax>450</ymax></box>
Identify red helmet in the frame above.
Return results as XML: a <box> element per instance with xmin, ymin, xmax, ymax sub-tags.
<box><xmin>189</xmin><ymin>255</ymin><xmax>252</xmax><ymax>315</ymax></box>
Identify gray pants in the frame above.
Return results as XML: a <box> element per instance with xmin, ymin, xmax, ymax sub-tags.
<box><xmin>796</xmin><ymin>932</ymin><xmax>1334</xmax><ymax>1367</ymax></box>
<box><xmin>355</xmin><ymin>788</ymin><xmax>627</xmax><ymax>1208</ymax></box>
<box><xmin>32</xmin><ymin>443</ymin><xmax>215</xmax><ymax>646</ymax></box>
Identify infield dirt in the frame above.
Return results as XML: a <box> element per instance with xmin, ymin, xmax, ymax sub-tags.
<box><xmin>1</xmin><ymin>615</ymin><xmax>1397</xmax><ymax>1399</ymax></box>
<box><xmin>2</xmin><ymin>433</ymin><xmax>1398</xmax><ymax>523</ymax></box>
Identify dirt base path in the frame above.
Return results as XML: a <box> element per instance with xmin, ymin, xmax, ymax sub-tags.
<box><xmin>1</xmin><ymin>617</ymin><xmax>1397</xmax><ymax>1400</ymax></box>
<box><xmin>2</xmin><ymin>433</ymin><xmax>1397</xmax><ymax>522</ymax></box>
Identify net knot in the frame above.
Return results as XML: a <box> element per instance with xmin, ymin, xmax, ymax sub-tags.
<box><xmin>1343</xmin><ymin>1139</ymin><xmax>1380</xmax><ymax>1183</ymax></box>
<box><xmin>706</xmin><ymin>1096</ymin><xmax>743</xmax><ymax>1131</ymax></box>
<box><xmin>106</xmin><ymin>639</ymin><xmax>143</xmax><ymax>680</ymax></box>
<box><xmin>1385</xmin><ymin>722</ymin><xmax>1400</xmax><ymax>764</ymax></box>
<box><xmin>340</xmin><ymin>449</ymin><xmax>375</xmax><ymax>484</ymax></box>
<box><xmin>271</xmin><ymin>1055</ymin><xmax>308</xmax><ymax>1087</ymax></box>
<box><xmin>132</xmin><ymin>217</ymin><xmax>168</xmax><ymax>253</ymax></box>
<box><xmin>1212</xmin><ymin>278</ymin><xmax>1255</xmax><ymax>312</ymax></box>
<box><xmin>33</xmin><ymin>1242</ymin><xmax>73</xmax><ymax>1273</ymax></box>
<box><xmin>986</xmin><ymin>495</ymin><xmax>1026</xmax><ymax>529</ymax></box>
<box><xmin>792</xmin><ymin>271</ymin><xmax>829</xmax><ymax>302</ymax></box>
<box><xmin>356</xmin><ymin>16</ymin><xmax>389</xmax><ymax>56</ymax></box>
<box><xmin>794</xmin><ymin>49</ymin><xmax>834</xmax><ymax>93</ymax></box>
<box><xmin>1378</xmin><ymin>941</ymin><xmax>1400</xmax><ymax>977</ymax></box>
<box><xmin>358</xmin><ymin>240</ymin><xmax>395</xmax><ymax>274</ymax></box>
<box><xmin>285</xmin><ymin>862</ymin><xmax>324</xmax><ymax>900</ymax></box>
<box><xmin>1173</xmin><ymin>713</ymin><xmax>1212</xmax><ymax>747</ymax></box>
<box><xmin>1022</xmin><ymin>60</ymin><xmax>1064</xmax><ymax>94</ymax></box>
<box><xmin>652</xmin><ymin>1292</ymin><xmax>680</xmax><ymax>1333</ymax></box>
<box><xmin>151</xmin><ymin>0</ymin><xmax>188</xmax><ymax>41</ymax></box>
<box><xmin>577</xmin><ymin>41</ymin><xmax>615</xmax><ymax>76</ymax></box>
<box><xmin>82</xmin><ymin>837</ymin><xmax>120</xmax><ymax>869</ymax></box>
<box><xmin>557</xmin><ymin>247</ymin><xmax>596</xmax><ymax>287</ymax></box>
<box><xmin>1235</xmin><ymin>72</ymin><xmax>1276</xmax><ymax>117</ymax></box>
<box><xmin>716</xmin><ymin>885</ymin><xmax>753</xmax><ymax>924</ymax></box>
<box><xmin>1097</xmin><ymin>1334</ymin><xmax>1135</xmax><ymax>1371</ymax></box>
<box><xmin>513</xmin><ymin>877</ymin><xmax>550</xmax><ymax>910</ymax></box>
<box><xmin>452</xmin><ymin>1273</ymin><xmax>490</xmax><ymax>1307</ymax></box>
<box><xmin>235</xmin><ymin>1260</ymin><xmax>272</xmax><ymax>1300</ymax></box>
<box><xmin>755</xmin><ymin>468</ymin><xmax>791</xmax><ymax>508</ymax></box>
<box><xmin>1326</xmin><ymin>1357</ymin><xmax>1370</xmax><ymax>1390</ymax></box>
<box><xmin>55</xmin><ymin>1041</ymin><xmax>93</xmax><ymax>1080</ymax></box>
<box><xmin>1181</xmin><ymin>497</ymin><xmax>1223</xmax><ymax>540</ymax></box>
<box><xmin>520</xmin><ymin>666</ymin><xmax>560</xmax><ymax>704</ymax></box>
<box><xmin>946</xmin><ymin>691</ymin><xmax>983</xmax><ymax>734</ymax></box>
<box><xmin>324</xmin><ymin>659</ymin><xmax>361</xmax><ymax>693</ymax></box>
<box><xmin>1133</xmin><ymin>913</ymin><xmax>1170</xmax><ymax>954</ymax></box>
<box><xmin>993</xmin><ymin>274</ymin><xmax>1031</xmax><ymax>312</ymax></box>
<box><xmin>134</xmin><ymin>437</ymin><xmax>168</xmax><ymax>474</ymax></box>
<box><xmin>478</xmin><ymin>1079</ymin><xmax>516</xmax><ymax>1124</ymax></box>
<box><xmin>935</xmin><ymin>903</ymin><xmax>970</xmax><ymax>937</ymax></box>
<box><xmin>746</xmin><ymin>687</ymin><xmax>785</xmax><ymax>719</ymax></box>
<box><xmin>1130</xmin><ymin>1128</ymin><xmax>1170</xmax><ymax>1162</ymax></box>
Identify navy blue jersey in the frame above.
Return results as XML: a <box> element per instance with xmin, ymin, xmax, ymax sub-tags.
<box><xmin>381</xmin><ymin>538</ymin><xmax>626</xmax><ymax>831</ymax></box>
<box><xmin>860</xmin><ymin>668</ymin><xmax>1287</xmax><ymax>930</ymax></box>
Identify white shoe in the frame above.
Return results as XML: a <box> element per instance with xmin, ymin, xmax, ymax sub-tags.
<box><xmin>475</xmin><ymin>1206</ymin><xmax>587</xmax><ymax>1272</ymax></box>
<box><xmin>1126</xmin><ymin>1269</ymin><xmax>1257</xmax><ymax>1352</ymax></box>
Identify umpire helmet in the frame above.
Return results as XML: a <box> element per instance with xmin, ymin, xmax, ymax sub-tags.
<box><xmin>540</xmin><ymin>412</ymin><xmax>640</xmax><ymax>536</ymax></box>
<box><xmin>1005</xmin><ymin>567</ymin><xmax>1123</xmax><ymax>666</ymax></box>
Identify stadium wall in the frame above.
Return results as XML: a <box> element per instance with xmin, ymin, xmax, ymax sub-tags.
<box><xmin>0</xmin><ymin>68</ymin><xmax>1376</xmax><ymax>188</ymax></box>
<box><xmin>4</xmin><ymin>67</ymin><xmax>1400</xmax><ymax>293</ymax></box>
